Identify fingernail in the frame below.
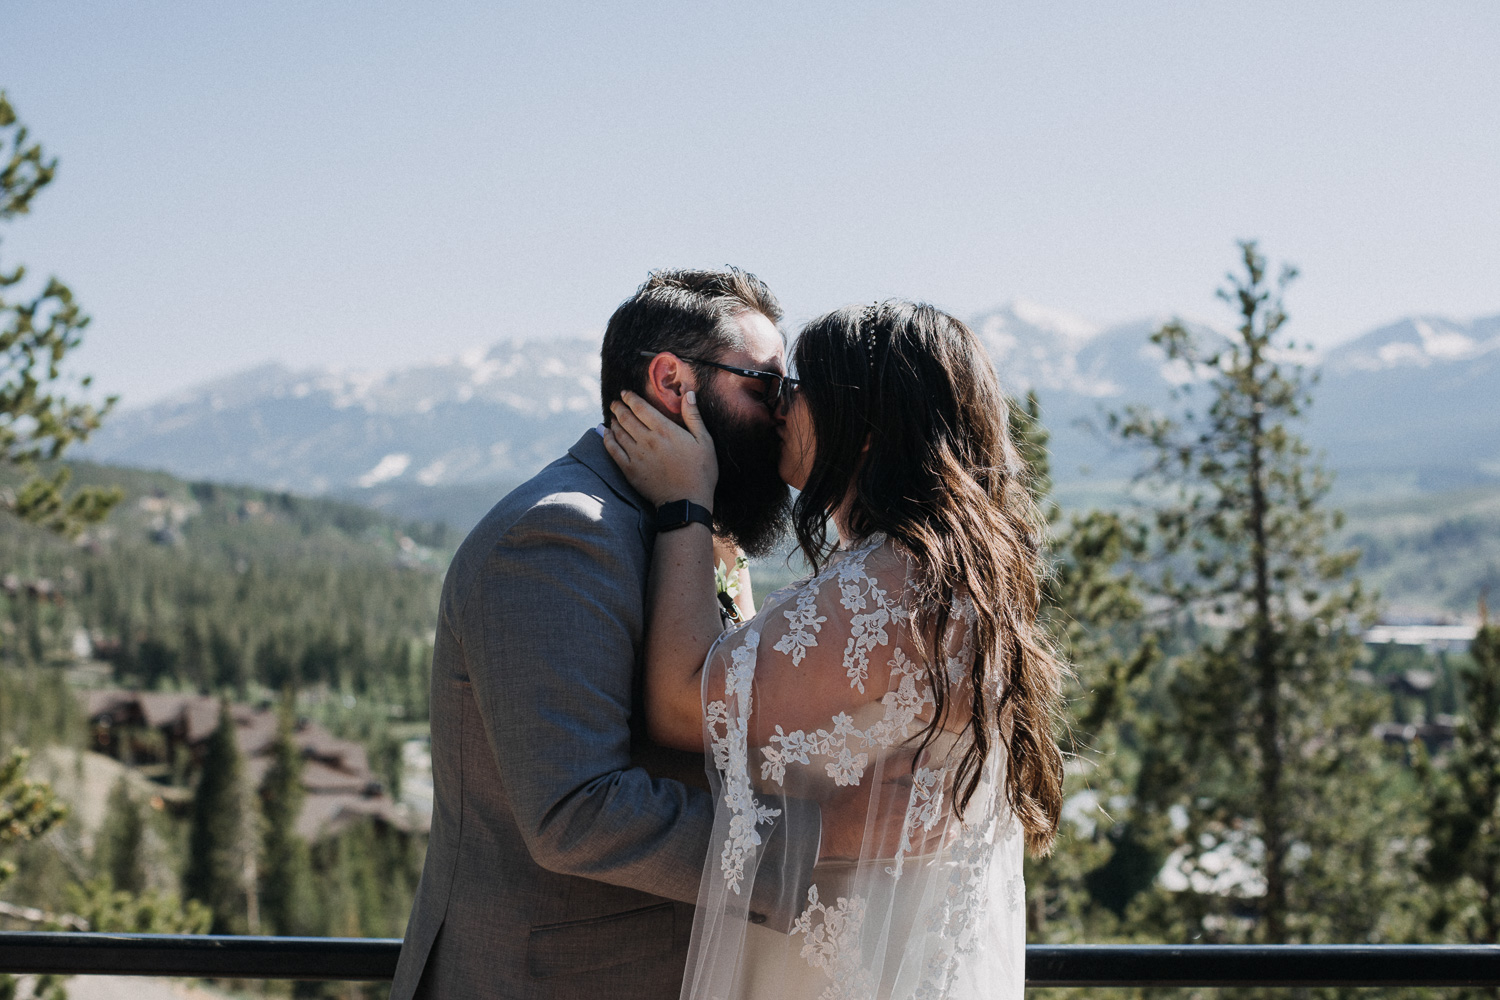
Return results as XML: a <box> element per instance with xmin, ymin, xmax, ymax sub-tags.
<box><xmin>686</xmin><ymin>390</ymin><xmax>696</xmax><ymax>404</ymax></box>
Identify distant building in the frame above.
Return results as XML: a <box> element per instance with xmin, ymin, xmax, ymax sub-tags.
<box><xmin>1364</xmin><ymin>623</ymin><xmax>1478</xmax><ymax>652</ymax></box>
<box><xmin>78</xmin><ymin>689</ymin><xmax>425</xmax><ymax>841</ymax></box>
<box><xmin>1374</xmin><ymin>717</ymin><xmax>1459</xmax><ymax>749</ymax></box>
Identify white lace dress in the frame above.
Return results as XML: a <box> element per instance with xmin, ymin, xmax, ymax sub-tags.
<box><xmin>681</xmin><ymin>534</ymin><xmax>1025</xmax><ymax>1000</ymax></box>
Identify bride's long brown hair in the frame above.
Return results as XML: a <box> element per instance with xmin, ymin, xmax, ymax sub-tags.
<box><xmin>790</xmin><ymin>301</ymin><xmax>1065</xmax><ymax>855</ymax></box>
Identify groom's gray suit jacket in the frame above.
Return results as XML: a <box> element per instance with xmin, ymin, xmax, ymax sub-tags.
<box><xmin>390</xmin><ymin>431</ymin><xmax>815</xmax><ymax>999</ymax></box>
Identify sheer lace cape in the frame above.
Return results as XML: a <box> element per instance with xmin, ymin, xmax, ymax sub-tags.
<box><xmin>683</xmin><ymin>534</ymin><xmax>1025</xmax><ymax>1000</ymax></box>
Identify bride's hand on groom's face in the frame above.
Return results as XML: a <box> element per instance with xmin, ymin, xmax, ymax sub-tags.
<box><xmin>602</xmin><ymin>389</ymin><xmax>718</xmax><ymax>509</ymax></box>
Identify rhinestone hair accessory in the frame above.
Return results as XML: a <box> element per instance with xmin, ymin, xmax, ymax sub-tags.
<box><xmin>862</xmin><ymin>302</ymin><xmax>880</xmax><ymax>362</ymax></box>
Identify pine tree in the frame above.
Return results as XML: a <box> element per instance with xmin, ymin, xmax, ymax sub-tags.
<box><xmin>64</xmin><ymin>878</ymin><xmax>211</xmax><ymax>934</ymax></box>
<box><xmin>97</xmin><ymin>773</ymin><xmax>146</xmax><ymax>893</ymax></box>
<box><xmin>0</xmin><ymin>747</ymin><xmax>65</xmax><ymax>891</ymax></box>
<box><xmin>183</xmin><ymin>699</ymin><xmax>248</xmax><ymax>933</ymax></box>
<box><xmin>1010</xmin><ymin>393</ymin><xmax>1163</xmax><ymax>941</ymax></box>
<box><xmin>259</xmin><ymin>690</ymin><xmax>316</xmax><ymax>935</ymax></box>
<box><xmin>1111</xmin><ymin>241</ymin><xmax>1411</xmax><ymax>944</ymax></box>
<box><xmin>0</xmin><ymin>91</ymin><xmax>120</xmax><ymax>536</ymax></box>
<box><xmin>0</xmin><ymin>748</ymin><xmax>67</xmax><ymax>1000</ymax></box>
<box><xmin>1420</xmin><ymin>618</ymin><xmax>1500</xmax><ymax>948</ymax></box>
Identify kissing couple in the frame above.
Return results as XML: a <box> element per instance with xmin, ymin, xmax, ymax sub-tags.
<box><xmin>389</xmin><ymin>268</ymin><xmax>1067</xmax><ymax>1000</ymax></box>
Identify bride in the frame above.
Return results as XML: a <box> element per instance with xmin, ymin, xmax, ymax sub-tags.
<box><xmin>603</xmin><ymin>301</ymin><xmax>1065</xmax><ymax>1000</ymax></box>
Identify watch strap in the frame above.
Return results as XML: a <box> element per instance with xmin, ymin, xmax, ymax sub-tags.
<box><xmin>655</xmin><ymin>499</ymin><xmax>714</xmax><ymax>533</ymax></box>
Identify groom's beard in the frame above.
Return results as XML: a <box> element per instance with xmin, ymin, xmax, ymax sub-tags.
<box><xmin>695</xmin><ymin>388</ymin><xmax>792</xmax><ymax>558</ymax></box>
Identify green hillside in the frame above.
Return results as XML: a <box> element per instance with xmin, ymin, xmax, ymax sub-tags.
<box><xmin>1341</xmin><ymin>484</ymin><xmax>1500</xmax><ymax>617</ymax></box>
<box><xmin>0</xmin><ymin>462</ymin><xmax>448</xmax><ymax>718</ymax></box>
<box><xmin>4</xmin><ymin>459</ymin><xmax>1490</xmax><ymax>712</ymax></box>
<box><xmin>1050</xmin><ymin>478</ymin><xmax>1500</xmax><ymax>618</ymax></box>
<box><xmin>354</xmin><ymin>469</ymin><xmax>1500</xmax><ymax>621</ymax></box>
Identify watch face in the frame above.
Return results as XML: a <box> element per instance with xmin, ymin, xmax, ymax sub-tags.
<box><xmin>657</xmin><ymin>500</ymin><xmax>710</xmax><ymax>532</ymax></box>
<box><xmin>656</xmin><ymin>501</ymin><xmax>687</xmax><ymax>531</ymax></box>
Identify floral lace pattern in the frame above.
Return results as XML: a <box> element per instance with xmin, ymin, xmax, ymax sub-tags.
<box><xmin>774</xmin><ymin>584</ymin><xmax>827</xmax><ymax>666</ymax></box>
<box><xmin>792</xmin><ymin>885</ymin><xmax>875</xmax><ymax>1000</ymax></box>
<box><xmin>761</xmin><ymin>712</ymin><xmax>869</xmax><ymax>787</ymax></box>
<box><xmin>835</xmin><ymin>554</ymin><xmax>902</xmax><ymax>693</ymax></box>
<box><xmin>708</xmin><ymin>631</ymin><xmax>782</xmax><ymax>894</ymax></box>
<box><xmin>915</xmin><ymin>758</ymin><xmax>1014</xmax><ymax>997</ymax></box>
<box><xmin>947</xmin><ymin>596</ymin><xmax>977</xmax><ymax>686</ymax></box>
<box><xmin>888</xmin><ymin>764</ymin><xmax>945</xmax><ymax>878</ymax></box>
<box><xmin>695</xmin><ymin>535</ymin><xmax>1024</xmax><ymax>1000</ymax></box>
<box><xmin>757</xmin><ymin>543</ymin><xmax>937</xmax><ymax>793</ymax></box>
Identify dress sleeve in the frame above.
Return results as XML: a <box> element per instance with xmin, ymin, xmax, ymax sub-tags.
<box><xmin>684</xmin><ymin>539</ymin><xmax>1028</xmax><ymax>1000</ymax></box>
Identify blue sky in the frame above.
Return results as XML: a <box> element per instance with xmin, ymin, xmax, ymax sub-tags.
<box><xmin>3</xmin><ymin>1</ymin><xmax>1497</xmax><ymax>406</ymax></box>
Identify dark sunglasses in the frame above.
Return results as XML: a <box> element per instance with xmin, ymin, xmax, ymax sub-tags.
<box><xmin>638</xmin><ymin>350</ymin><xmax>802</xmax><ymax>412</ymax></box>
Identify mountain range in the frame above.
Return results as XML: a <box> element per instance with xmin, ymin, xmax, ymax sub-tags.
<box><xmin>78</xmin><ymin>305</ymin><xmax>1500</xmax><ymax>530</ymax></box>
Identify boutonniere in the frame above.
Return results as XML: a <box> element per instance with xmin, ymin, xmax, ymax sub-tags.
<box><xmin>714</xmin><ymin>553</ymin><xmax>749</xmax><ymax>624</ymax></box>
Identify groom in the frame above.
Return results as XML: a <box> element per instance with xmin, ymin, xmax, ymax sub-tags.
<box><xmin>389</xmin><ymin>268</ymin><xmax>818</xmax><ymax>999</ymax></box>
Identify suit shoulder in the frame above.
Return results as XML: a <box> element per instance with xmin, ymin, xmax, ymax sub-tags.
<box><xmin>443</xmin><ymin>455</ymin><xmax>646</xmax><ymax>604</ymax></box>
<box><xmin>471</xmin><ymin>456</ymin><xmax>636</xmax><ymax>546</ymax></box>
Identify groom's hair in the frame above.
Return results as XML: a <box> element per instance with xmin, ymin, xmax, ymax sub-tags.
<box><xmin>599</xmin><ymin>267</ymin><xmax>783</xmax><ymax>423</ymax></box>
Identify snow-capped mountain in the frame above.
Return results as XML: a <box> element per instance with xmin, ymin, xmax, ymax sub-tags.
<box><xmin>81</xmin><ymin>339</ymin><xmax>605</xmax><ymax>496</ymax></box>
<box><xmin>77</xmin><ymin>307</ymin><xmax>1500</xmax><ymax>527</ymax></box>
<box><xmin>1325</xmin><ymin>315</ymin><xmax>1500</xmax><ymax>374</ymax></box>
<box><xmin>973</xmin><ymin>299</ymin><xmax>1119</xmax><ymax>398</ymax></box>
<box><xmin>1313</xmin><ymin>314</ymin><xmax>1500</xmax><ymax>491</ymax></box>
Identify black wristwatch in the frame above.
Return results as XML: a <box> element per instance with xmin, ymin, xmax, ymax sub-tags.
<box><xmin>655</xmin><ymin>499</ymin><xmax>714</xmax><ymax>533</ymax></box>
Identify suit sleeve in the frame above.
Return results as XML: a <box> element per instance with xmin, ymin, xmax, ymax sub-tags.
<box><xmin>460</xmin><ymin>493</ymin><xmax>818</xmax><ymax>916</ymax></box>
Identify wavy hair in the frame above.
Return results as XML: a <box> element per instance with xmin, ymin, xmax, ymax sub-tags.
<box><xmin>790</xmin><ymin>301</ymin><xmax>1066</xmax><ymax>855</ymax></box>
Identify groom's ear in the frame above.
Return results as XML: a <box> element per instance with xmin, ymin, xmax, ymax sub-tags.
<box><xmin>641</xmin><ymin>352</ymin><xmax>699</xmax><ymax>420</ymax></box>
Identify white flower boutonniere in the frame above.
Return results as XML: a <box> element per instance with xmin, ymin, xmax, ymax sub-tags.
<box><xmin>715</xmin><ymin>553</ymin><xmax>749</xmax><ymax>624</ymax></box>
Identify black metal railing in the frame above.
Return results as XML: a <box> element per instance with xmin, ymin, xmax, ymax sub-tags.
<box><xmin>4</xmin><ymin>933</ymin><xmax>1500</xmax><ymax>987</ymax></box>
<box><xmin>0</xmin><ymin>933</ymin><xmax>399</xmax><ymax>982</ymax></box>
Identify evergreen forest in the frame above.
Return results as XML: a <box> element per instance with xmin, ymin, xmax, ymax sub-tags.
<box><xmin>0</xmin><ymin>465</ymin><xmax>445</xmax><ymax>998</ymax></box>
